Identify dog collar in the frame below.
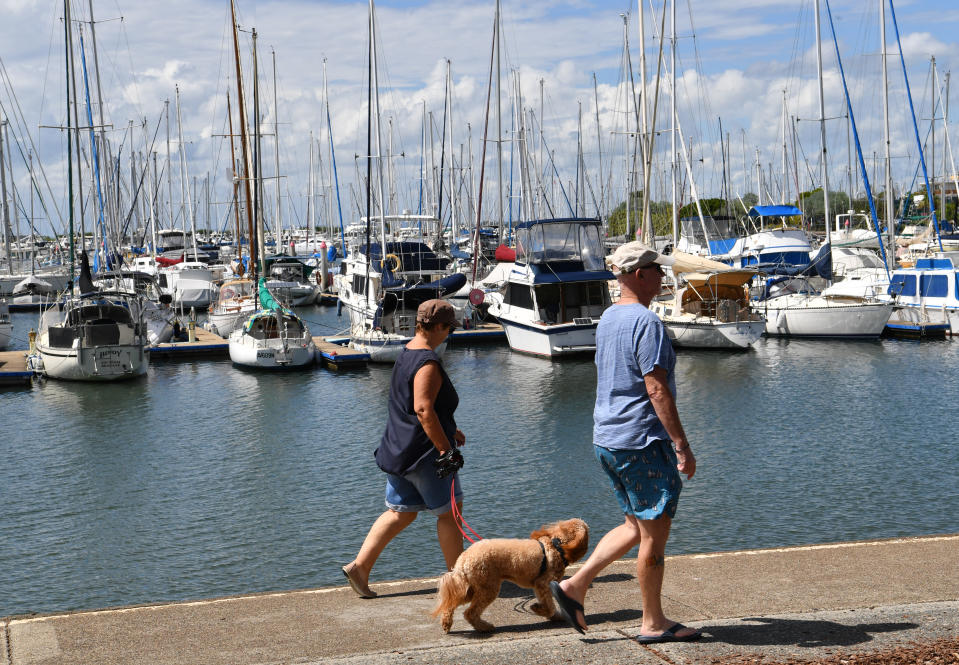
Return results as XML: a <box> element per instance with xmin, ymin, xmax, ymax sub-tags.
<box><xmin>551</xmin><ymin>537</ymin><xmax>570</xmax><ymax>568</ymax></box>
<box><xmin>537</xmin><ymin>540</ymin><xmax>548</xmax><ymax>576</ymax></box>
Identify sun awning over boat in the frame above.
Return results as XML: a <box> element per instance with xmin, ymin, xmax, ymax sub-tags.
<box><xmin>747</xmin><ymin>205</ymin><xmax>803</xmax><ymax>218</ymax></box>
<box><xmin>681</xmin><ymin>269</ymin><xmax>757</xmax><ymax>289</ymax></box>
<box><xmin>670</xmin><ymin>251</ymin><xmax>735</xmax><ymax>276</ymax></box>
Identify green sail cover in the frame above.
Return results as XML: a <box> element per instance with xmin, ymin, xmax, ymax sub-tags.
<box><xmin>258</xmin><ymin>277</ymin><xmax>282</xmax><ymax>311</ymax></box>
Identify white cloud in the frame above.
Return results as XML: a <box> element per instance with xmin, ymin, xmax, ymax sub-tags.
<box><xmin>2</xmin><ymin>0</ymin><xmax>959</xmax><ymax>236</ymax></box>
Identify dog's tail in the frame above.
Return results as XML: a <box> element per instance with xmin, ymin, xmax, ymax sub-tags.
<box><xmin>430</xmin><ymin>570</ymin><xmax>471</xmax><ymax>626</ymax></box>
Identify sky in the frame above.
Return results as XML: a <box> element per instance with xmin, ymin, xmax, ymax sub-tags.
<box><xmin>1</xmin><ymin>0</ymin><xmax>959</xmax><ymax>237</ymax></box>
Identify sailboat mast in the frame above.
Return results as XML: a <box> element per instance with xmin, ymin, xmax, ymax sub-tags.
<box><xmin>175</xmin><ymin>85</ymin><xmax>199</xmax><ymax>259</ymax></box>
<box><xmin>370</xmin><ymin>1</ymin><xmax>388</xmax><ymax>254</ymax></box>
<box><xmin>226</xmin><ymin>91</ymin><xmax>243</xmax><ymax>273</ymax></box>
<box><xmin>272</xmin><ymin>49</ymin><xmax>282</xmax><ymax>238</ymax></box>
<box><xmin>0</xmin><ymin>118</ymin><xmax>13</xmax><ymax>278</ymax></box>
<box><xmin>308</xmin><ymin>129</ymin><xmax>315</xmax><ymax>251</ymax></box>
<box><xmin>495</xmin><ymin>0</ymin><xmax>504</xmax><ymax>238</ymax></box>
<box><xmin>638</xmin><ymin>0</ymin><xmax>651</xmax><ymax>241</ymax></box>
<box><xmin>230</xmin><ymin>0</ymin><xmax>256</xmax><ymax>281</ymax></box>
<box><xmin>814</xmin><ymin>0</ymin><xmax>832</xmax><ymax>248</ymax></box>
<box><xmin>881</xmin><ymin>0</ymin><xmax>894</xmax><ymax>259</ymax></box>
<box><xmin>63</xmin><ymin>0</ymin><xmax>75</xmax><ymax>281</ymax></box>
<box><xmin>670</xmin><ymin>0</ymin><xmax>678</xmax><ymax>244</ymax></box>
<box><xmin>252</xmin><ymin>28</ymin><xmax>266</xmax><ymax>273</ymax></box>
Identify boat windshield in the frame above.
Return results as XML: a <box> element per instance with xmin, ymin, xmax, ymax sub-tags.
<box><xmin>517</xmin><ymin>221</ymin><xmax>605</xmax><ymax>270</ymax></box>
<box><xmin>220</xmin><ymin>281</ymin><xmax>254</xmax><ymax>300</ymax></box>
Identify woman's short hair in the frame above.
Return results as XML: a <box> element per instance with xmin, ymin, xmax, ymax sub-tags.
<box><xmin>415</xmin><ymin>321</ymin><xmax>439</xmax><ymax>334</ymax></box>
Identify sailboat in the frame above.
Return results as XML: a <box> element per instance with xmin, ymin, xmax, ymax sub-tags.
<box><xmin>29</xmin><ymin>253</ymin><xmax>149</xmax><ymax>381</ymax></box>
<box><xmin>228</xmin><ymin>279</ymin><xmax>315</xmax><ymax>369</ymax></box>
<box><xmin>224</xmin><ymin>4</ymin><xmax>314</xmax><ymax>370</ymax></box>
<box><xmin>335</xmin><ymin>240</ymin><xmax>465</xmax><ymax>361</ymax></box>
<box><xmin>749</xmin><ymin>0</ymin><xmax>895</xmax><ymax>338</ymax></box>
<box><xmin>206</xmin><ymin>277</ymin><xmax>257</xmax><ymax>337</ymax></box>
<box><xmin>650</xmin><ymin>253</ymin><xmax>766</xmax><ymax>349</ymax></box>
<box><xmin>333</xmin><ymin>0</ymin><xmax>465</xmax><ymax>362</ymax></box>
<box><xmin>11</xmin><ymin>275</ymin><xmax>58</xmax><ymax>310</ymax></box>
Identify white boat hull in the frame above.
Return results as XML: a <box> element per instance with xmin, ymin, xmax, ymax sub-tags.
<box><xmin>349</xmin><ymin>332</ymin><xmax>447</xmax><ymax>362</ymax></box>
<box><xmin>33</xmin><ymin>343</ymin><xmax>148</xmax><ymax>381</ymax></box>
<box><xmin>664</xmin><ymin>319</ymin><xmax>766</xmax><ymax>349</ymax></box>
<box><xmin>143</xmin><ymin>305</ymin><xmax>176</xmax><ymax>346</ymax></box>
<box><xmin>207</xmin><ymin>307</ymin><xmax>255</xmax><ymax>338</ymax></box>
<box><xmin>498</xmin><ymin>319</ymin><xmax>598</xmax><ymax>357</ymax></box>
<box><xmin>756</xmin><ymin>300</ymin><xmax>893</xmax><ymax>337</ymax></box>
<box><xmin>228</xmin><ymin>331</ymin><xmax>316</xmax><ymax>368</ymax></box>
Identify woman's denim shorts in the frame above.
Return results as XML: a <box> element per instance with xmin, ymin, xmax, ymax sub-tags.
<box><xmin>594</xmin><ymin>440</ymin><xmax>681</xmax><ymax>520</ymax></box>
<box><xmin>385</xmin><ymin>450</ymin><xmax>462</xmax><ymax>515</ymax></box>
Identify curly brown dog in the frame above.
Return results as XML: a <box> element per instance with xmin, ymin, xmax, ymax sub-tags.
<box><xmin>431</xmin><ymin>518</ymin><xmax>589</xmax><ymax>633</ymax></box>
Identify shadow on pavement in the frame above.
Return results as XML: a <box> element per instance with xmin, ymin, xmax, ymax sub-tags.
<box><xmin>702</xmin><ymin>617</ymin><xmax>919</xmax><ymax>648</ymax></box>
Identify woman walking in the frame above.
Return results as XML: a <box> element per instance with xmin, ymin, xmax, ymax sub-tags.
<box><xmin>342</xmin><ymin>299</ymin><xmax>466</xmax><ymax>598</ymax></box>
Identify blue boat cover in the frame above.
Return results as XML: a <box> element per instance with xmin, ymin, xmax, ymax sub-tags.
<box><xmin>529</xmin><ymin>263</ymin><xmax>614</xmax><ymax>284</ymax></box>
<box><xmin>747</xmin><ymin>205</ymin><xmax>803</xmax><ymax>218</ymax></box>
<box><xmin>707</xmin><ymin>238</ymin><xmax>738</xmax><ymax>255</ymax></box>
<box><xmin>915</xmin><ymin>258</ymin><xmax>954</xmax><ymax>270</ymax></box>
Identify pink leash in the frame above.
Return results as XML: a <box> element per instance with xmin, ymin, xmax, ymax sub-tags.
<box><xmin>450</xmin><ymin>477</ymin><xmax>483</xmax><ymax>543</ymax></box>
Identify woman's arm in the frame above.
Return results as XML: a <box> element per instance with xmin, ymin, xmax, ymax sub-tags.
<box><xmin>412</xmin><ymin>361</ymin><xmax>454</xmax><ymax>453</ymax></box>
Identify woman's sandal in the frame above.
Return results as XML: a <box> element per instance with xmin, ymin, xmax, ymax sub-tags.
<box><xmin>341</xmin><ymin>563</ymin><xmax>377</xmax><ymax>599</ymax></box>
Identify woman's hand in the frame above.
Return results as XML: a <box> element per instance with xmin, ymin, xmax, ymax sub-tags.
<box><xmin>454</xmin><ymin>429</ymin><xmax>466</xmax><ymax>446</ymax></box>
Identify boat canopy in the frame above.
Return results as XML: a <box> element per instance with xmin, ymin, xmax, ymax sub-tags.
<box><xmin>361</xmin><ymin>242</ymin><xmax>450</xmax><ymax>273</ymax></box>
<box><xmin>747</xmin><ymin>205</ymin><xmax>803</xmax><ymax>218</ymax></box>
<box><xmin>514</xmin><ymin>218</ymin><xmax>606</xmax><ymax>271</ymax></box>
<box><xmin>681</xmin><ymin>270</ymin><xmax>757</xmax><ymax>290</ymax></box>
<box><xmin>670</xmin><ymin>251</ymin><xmax>735</xmax><ymax>276</ymax></box>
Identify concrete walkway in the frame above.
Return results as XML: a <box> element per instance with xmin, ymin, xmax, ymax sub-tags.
<box><xmin>3</xmin><ymin>534</ymin><xmax>958</xmax><ymax>664</ymax></box>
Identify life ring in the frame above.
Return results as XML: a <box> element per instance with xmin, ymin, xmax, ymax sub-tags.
<box><xmin>382</xmin><ymin>253</ymin><xmax>402</xmax><ymax>273</ymax></box>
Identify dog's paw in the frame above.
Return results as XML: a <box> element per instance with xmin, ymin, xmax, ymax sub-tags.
<box><xmin>469</xmin><ymin>619</ymin><xmax>495</xmax><ymax>633</ymax></box>
<box><xmin>529</xmin><ymin>601</ymin><xmax>554</xmax><ymax>617</ymax></box>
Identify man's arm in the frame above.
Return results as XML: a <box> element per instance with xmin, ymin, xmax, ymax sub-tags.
<box><xmin>644</xmin><ymin>366</ymin><xmax>696</xmax><ymax>479</ymax></box>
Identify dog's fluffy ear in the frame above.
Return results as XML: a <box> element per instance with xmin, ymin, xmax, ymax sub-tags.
<box><xmin>554</xmin><ymin>519</ymin><xmax>590</xmax><ymax>564</ymax></box>
<box><xmin>529</xmin><ymin>522</ymin><xmax>557</xmax><ymax>540</ymax></box>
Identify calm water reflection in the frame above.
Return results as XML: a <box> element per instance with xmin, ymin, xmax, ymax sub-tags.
<box><xmin>1</xmin><ymin>308</ymin><xmax>957</xmax><ymax>616</ymax></box>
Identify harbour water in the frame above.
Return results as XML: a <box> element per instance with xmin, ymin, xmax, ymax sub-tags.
<box><xmin>1</xmin><ymin>305</ymin><xmax>957</xmax><ymax>618</ymax></box>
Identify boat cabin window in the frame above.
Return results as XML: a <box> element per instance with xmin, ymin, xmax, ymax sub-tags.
<box><xmin>271</xmin><ymin>264</ymin><xmax>304</xmax><ymax>281</ymax></box>
<box><xmin>220</xmin><ymin>281</ymin><xmax>254</xmax><ymax>300</ymax></box>
<box><xmin>68</xmin><ymin>303</ymin><xmax>133</xmax><ymax>326</ymax></box>
<box><xmin>579</xmin><ymin>224</ymin><xmax>605</xmax><ymax>271</ymax></box>
<box><xmin>533</xmin><ymin>282</ymin><xmax>608</xmax><ymax>323</ymax></box>
<box><xmin>352</xmin><ymin>274</ymin><xmax>369</xmax><ymax>298</ymax></box>
<box><xmin>888</xmin><ymin>273</ymin><xmax>916</xmax><ymax>297</ymax></box>
<box><xmin>505</xmin><ymin>283</ymin><xmax>534</xmax><ymax>310</ymax></box>
<box><xmin>516</xmin><ymin>221</ymin><xmax>604</xmax><ymax>266</ymax></box>
<box><xmin>920</xmin><ymin>274</ymin><xmax>948</xmax><ymax>298</ymax></box>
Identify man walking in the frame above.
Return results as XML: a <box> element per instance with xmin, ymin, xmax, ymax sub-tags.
<box><xmin>550</xmin><ymin>242</ymin><xmax>701</xmax><ymax>643</ymax></box>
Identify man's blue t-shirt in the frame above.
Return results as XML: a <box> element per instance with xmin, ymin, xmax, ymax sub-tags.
<box><xmin>593</xmin><ymin>303</ymin><xmax>676</xmax><ymax>451</ymax></box>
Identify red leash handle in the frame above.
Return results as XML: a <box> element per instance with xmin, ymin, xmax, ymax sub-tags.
<box><xmin>450</xmin><ymin>476</ymin><xmax>482</xmax><ymax>543</ymax></box>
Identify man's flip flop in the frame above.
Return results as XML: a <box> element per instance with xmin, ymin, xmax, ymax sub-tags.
<box><xmin>549</xmin><ymin>581</ymin><xmax>586</xmax><ymax>634</ymax></box>
<box><xmin>635</xmin><ymin>622</ymin><xmax>702</xmax><ymax>643</ymax></box>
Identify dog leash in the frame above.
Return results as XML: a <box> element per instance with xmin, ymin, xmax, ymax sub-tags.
<box><xmin>449</xmin><ymin>477</ymin><xmax>483</xmax><ymax>543</ymax></box>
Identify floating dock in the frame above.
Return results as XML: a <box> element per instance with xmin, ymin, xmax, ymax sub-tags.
<box><xmin>884</xmin><ymin>319</ymin><xmax>950</xmax><ymax>339</ymax></box>
<box><xmin>314</xmin><ymin>337</ymin><xmax>369</xmax><ymax>370</ymax></box>
<box><xmin>149</xmin><ymin>327</ymin><xmax>230</xmax><ymax>360</ymax></box>
<box><xmin>0</xmin><ymin>350</ymin><xmax>32</xmax><ymax>386</ymax></box>
<box><xmin>450</xmin><ymin>321</ymin><xmax>505</xmax><ymax>341</ymax></box>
